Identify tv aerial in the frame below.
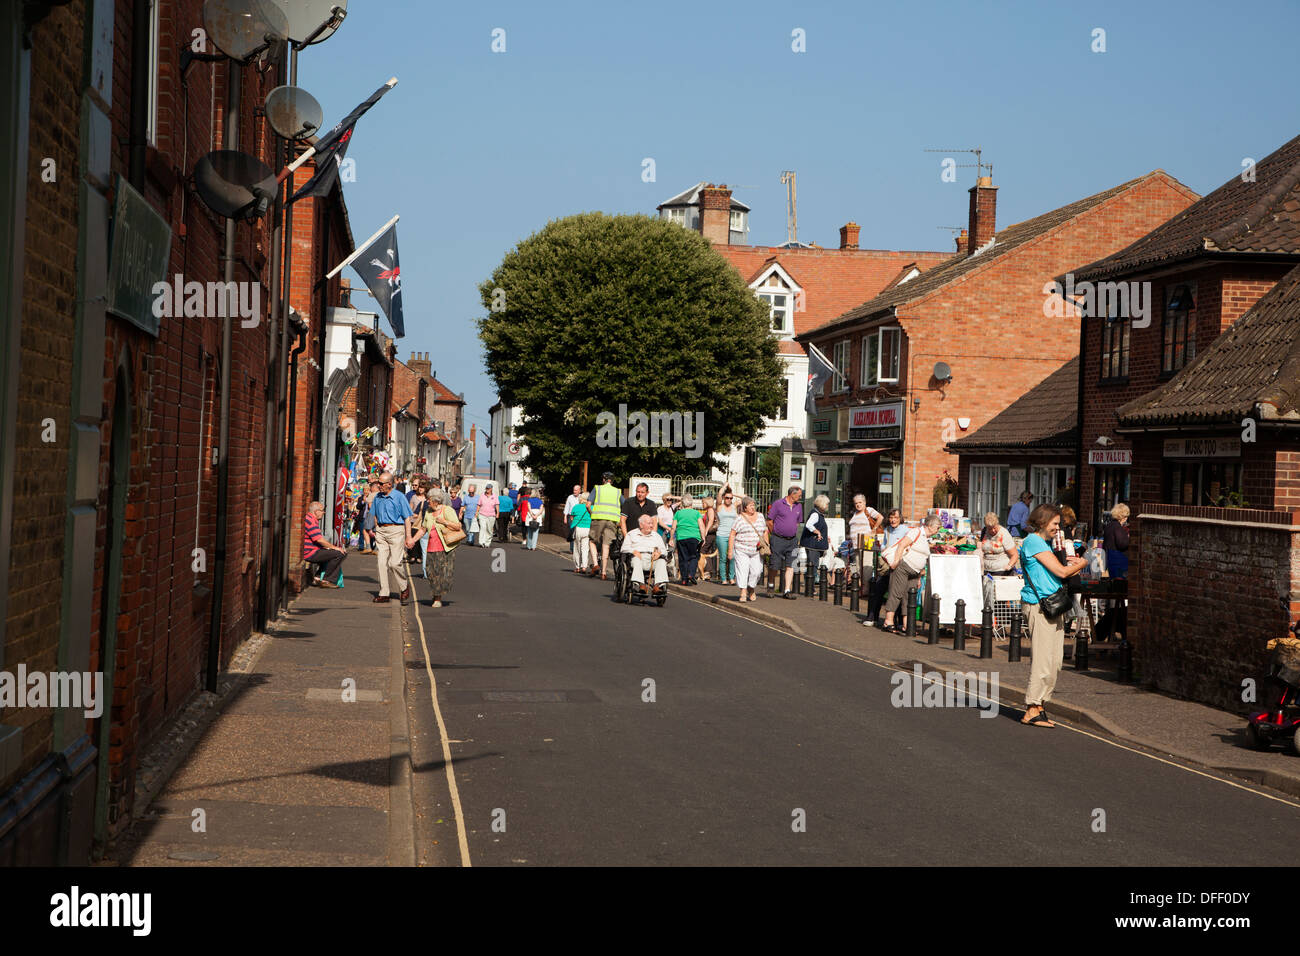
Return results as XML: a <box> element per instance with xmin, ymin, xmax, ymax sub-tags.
<box><xmin>265</xmin><ymin>85</ymin><xmax>323</xmax><ymax>139</ymax></box>
<box><xmin>193</xmin><ymin>149</ymin><xmax>278</xmax><ymax>220</ymax></box>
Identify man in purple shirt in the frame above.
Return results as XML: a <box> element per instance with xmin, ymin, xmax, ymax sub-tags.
<box><xmin>766</xmin><ymin>486</ymin><xmax>803</xmax><ymax>599</ymax></box>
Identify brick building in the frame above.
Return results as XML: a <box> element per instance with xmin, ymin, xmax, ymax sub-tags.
<box><xmin>658</xmin><ymin>182</ymin><xmax>949</xmax><ymax>493</ymax></box>
<box><xmin>1114</xmin><ymin>263</ymin><xmax>1300</xmax><ymax>709</ymax></box>
<box><xmin>1068</xmin><ymin>133</ymin><xmax>1300</xmax><ymax>535</ymax></box>
<box><xmin>1</xmin><ymin>1</ymin><xmax>356</xmax><ymax>861</ymax></box>
<box><xmin>796</xmin><ymin>171</ymin><xmax>1199</xmax><ymax>520</ymax></box>
<box><xmin>946</xmin><ymin>358</ymin><xmax>1081</xmax><ymax>526</ymax></box>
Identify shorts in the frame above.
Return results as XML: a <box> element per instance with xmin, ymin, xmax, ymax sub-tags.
<box><xmin>590</xmin><ymin>520</ymin><xmax>619</xmax><ymax>547</ymax></box>
<box><xmin>769</xmin><ymin>533</ymin><xmax>799</xmax><ymax>571</ymax></box>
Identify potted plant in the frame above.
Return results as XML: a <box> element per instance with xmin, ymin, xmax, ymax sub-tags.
<box><xmin>933</xmin><ymin>469</ymin><xmax>959</xmax><ymax>508</ymax></box>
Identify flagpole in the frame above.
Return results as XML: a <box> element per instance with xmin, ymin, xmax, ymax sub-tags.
<box><xmin>327</xmin><ymin>214</ymin><xmax>400</xmax><ymax>279</ymax></box>
<box><xmin>807</xmin><ymin>342</ymin><xmax>832</xmax><ymax>366</ymax></box>
<box><xmin>279</xmin><ymin>77</ymin><xmax>399</xmax><ymax>182</ymax></box>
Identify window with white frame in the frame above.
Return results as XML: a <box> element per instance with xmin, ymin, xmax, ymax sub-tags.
<box><xmin>730</xmin><ymin>209</ymin><xmax>746</xmax><ymax>232</ymax></box>
<box><xmin>1030</xmin><ymin>464</ymin><xmax>1075</xmax><ymax>506</ymax></box>
<box><xmin>664</xmin><ymin>207</ymin><xmax>687</xmax><ymax>226</ymax></box>
<box><xmin>859</xmin><ymin>327</ymin><xmax>901</xmax><ymax>385</ymax></box>
<box><xmin>832</xmin><ymin>340</ymin><xmax>850</xmax><ymax>393</ymax></box>
<box><xmin>969</xmin><ymin>465</ymin><xmax>1006</xmax><ymax>524</ymax></box>
<box><xmin>758</xmin><ymin>291</ymin><xmax>793</xmax><ymax>334</ymax></box>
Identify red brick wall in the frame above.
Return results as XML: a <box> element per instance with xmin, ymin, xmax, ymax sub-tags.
<box><xmin>88</xmin><ymin>4</ymin><xmax>279</xmax><ymax>833</ymax></box>
<box><xmin>3</xmin><ymin>1</ymin><xmax>84</xmax><ymax>791</ymax></box>
<box><xmin>1136</xmin><ymin>504</ymin><xmax>1299</xmax><ymax>711</ymax></box>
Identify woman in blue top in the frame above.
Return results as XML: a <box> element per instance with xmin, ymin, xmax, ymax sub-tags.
<box><xmin>523</xmin><ymin>488</ymin><xmax>545</xmax><ymax>550</ymax></box>
<box><xmin>1019</xmin><ymin>504</ymin><xmax>1087</xmax><ymax>728</ymax></box>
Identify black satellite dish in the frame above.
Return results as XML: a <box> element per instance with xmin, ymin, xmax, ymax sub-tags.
<box><xmin>194</xmin><ymin>150</ymin><xmax>277</xmax><ymax>220</ymax></box>
<box><xmin>202</xmin><ymin>0</ymin><xmax>289</xmax><ymax>61</ymax></box>
<box><xmin>265</xmin><ymin>85</ymin><xmax>322</xmax><ymax>139</ymax></box>
<box><xmin>933</xmin><ymin>361</ymin><xmax>952</xmax><ymax>382</ymax></box>
<box><xmin>268</xmin><ymin>0</ymin><xmax>348</xmax><ymax>45</ymax></box>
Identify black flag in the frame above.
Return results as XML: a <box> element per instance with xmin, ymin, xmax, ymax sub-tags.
<box><xmin>288</xmin><ymin>80</ymin><xmax>395</xmax><ymax>205</ymax></box>
<box><xmin>805</xmin><ymin>343</ymin><xmax>835</xmax><ymax>415</ymax></box>
<box><xmin>351</xmin><ymin>221</ymin><xmax>404</xmax><ymax>338</ymax></box>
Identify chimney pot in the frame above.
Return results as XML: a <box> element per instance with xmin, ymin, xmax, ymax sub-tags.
<box><xmin>955</xmin><ymin>228</ymin><xmax>969</xmax><ymax>254</ymax></box>
<box><xmin>839</xmin><ymin>222</ymin><xmax>860</xmax><ymax>250</ymax></box>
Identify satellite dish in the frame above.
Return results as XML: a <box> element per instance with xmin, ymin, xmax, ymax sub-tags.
<box><xmin>268</xmin><ymin>0</ymin><xmax>347</xmax><ymax>45</ymax></box>
<box><xmin>933</xmin><ymin>361</ymin><xmax>952</xmax><ymax>382</ymax></box>
<box><xmin>194</xmin><ymin>150</ymin><xmax>278</xmax><ymax>220</ymax></box>
<box><xmin>202</xmin><ymin>0</ymin><xmax>289</xmax><ymax>61</ymax></box>
<box><xmin>265</xmin><ymin>85</ymin><xmax>322</xmax><ymax>139</ymax></box>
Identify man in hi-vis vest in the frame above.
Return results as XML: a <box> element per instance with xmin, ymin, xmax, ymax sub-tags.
<box><xmin>588</xmin><ymin>471</ymin><xmax>622</xmax><ymax>579</ymax></box>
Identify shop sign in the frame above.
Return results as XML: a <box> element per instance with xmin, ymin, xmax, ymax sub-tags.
<box><xmin>1088</xmin><ymin>448</ymin><xmax>1132</xmax><ymax>465</ymax></box>
<box><xmin>1162</xmin><ymin>437</ymin><xmax>1241</xmax><ymax>459</ymax></box>
<box><xmin>811</xmin><ymin>416</ymin><xmax>832</xmax><ymax>436</ymax></box>
<box><xmin>848</xmin><ymin>401</ymin><xmax>904</xmax><ymax>442</ymax></box>
<box><xmin>106</xmin><ymin>175</ymin><xmax>172</xmax><ymax>337</ymax></box>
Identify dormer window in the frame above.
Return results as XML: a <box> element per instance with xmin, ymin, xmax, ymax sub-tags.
<box><xmin>751</xmin><ymin>263</ymin><xmax>800</xmax><ymax>337</ymax></box>
<box><xmin>759</xmin><ymin>292</ymin><xmax>791</xmax><ymax>333</ymax></box>
<box><xmin>664</xmin><ymin>207</ymin><xmax>687</xmax><ymax>226</ymax></box>
<box><xmin>730</xmin><ymin>210</ymin><xmax>746</xmax><ymax>232</ymax></box>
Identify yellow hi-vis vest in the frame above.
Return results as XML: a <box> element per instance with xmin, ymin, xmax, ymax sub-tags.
<box><xmin>591</xmin><ymin>483</ymin><xmax>622</xmax><ymax>523</ymax></box>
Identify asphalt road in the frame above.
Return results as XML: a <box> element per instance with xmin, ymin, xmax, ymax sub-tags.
<box><xmin>406</xmin><ymin>541</ymin><xmax>1300</xmax><ymax>866</ymax></box>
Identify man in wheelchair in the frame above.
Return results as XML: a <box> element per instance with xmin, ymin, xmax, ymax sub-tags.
<box><xmin>618</xmin><ymin>514</ymin><xmax>669</xmax><ymax>605</ymax></box>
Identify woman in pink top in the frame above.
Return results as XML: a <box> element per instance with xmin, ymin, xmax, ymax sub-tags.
<box><xmin>476</xmin><ymin>485</ymin><xmax>499</xmax><ymax>547</ymax></box>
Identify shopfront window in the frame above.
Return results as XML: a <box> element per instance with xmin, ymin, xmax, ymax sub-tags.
<box><xmin>1031</xmin><ymin>465</ymin><xmax>1075</xmax><ymax>508</ymax></box>
<box><xmin>1163</xmin><ymin>459</ymin><xmax>1244</xmax><ymax>507</ymax></box>
<box><xmin>969</xmin><ymin>465</ymin><xmax>1006</xmax><ymax>523</ymax></box>
<box><xmin>877</xmin><ymin>455</ymin><xmax>896</xmax><ymax>512</ymax></box>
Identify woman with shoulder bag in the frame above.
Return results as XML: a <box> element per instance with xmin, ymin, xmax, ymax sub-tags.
<box><xmin>416</xmin><ymin>488</ymin><xmax>462</xmax><ymax>607</ymax></box>
<box><xmin>879</xmin><ymin>515</ymin><xmax>938</xmax><ymax>633</ymax></box>
<box><xmin>728</xmin><ymin>496</ymin><xmax>769</xmax><ymax>603</ymax></box>
<box><xmin>1019</xmin><ymin>503</ymin><xmax>1087</xmax><ymax>727</ymax></box>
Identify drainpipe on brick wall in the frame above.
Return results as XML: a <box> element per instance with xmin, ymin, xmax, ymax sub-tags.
<box><xmin>207</xmin><ymin>62</ymin><xmax>239</xmax><ymax>693</ymax></box>
<box><xmin>128</xmin><ymin>0</ymin><xmax>148</xmax><ymax>189</ymax></box>
<box><xmin>284</xmin><ymin>314</ymin><xmax>307</xmax><ymax>590</ymax></box>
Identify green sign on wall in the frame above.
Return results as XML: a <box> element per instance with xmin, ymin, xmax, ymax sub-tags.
<box><xmin>106</xmin><ymin>175</ymin><xmax>171</xmax><ymax>337</ymax></box>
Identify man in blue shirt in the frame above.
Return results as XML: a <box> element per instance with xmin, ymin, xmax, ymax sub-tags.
<box><xmin>1007</xmin><ymin>492</ymin><xmax>1034</xmax><ymax>537</ymax></box>
<box><xmin>459</xmin><ymin>483</ymin><xmax>480</xmax><ymax>545</ymax></box>
<box><xmin>371</xmin><ymin>471</ymin><xmax>414</xmax><ymax>603</ymax></box>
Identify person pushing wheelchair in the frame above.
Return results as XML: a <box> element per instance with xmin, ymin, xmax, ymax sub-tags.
<box><xmin>621</xmin><ymin>513</ymin><xmax>669</xmax><ymax>597</ymax></box>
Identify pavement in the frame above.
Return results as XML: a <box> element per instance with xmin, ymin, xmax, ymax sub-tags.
<box><xmin>536</xmin><ymin>532</ymin><xmax>1300</xmax><ymax>800</ymax></box>
<box><xmin>111</xmin><ymin>555</ymin><xmax>416</xmax><ymax>866</ymax></box>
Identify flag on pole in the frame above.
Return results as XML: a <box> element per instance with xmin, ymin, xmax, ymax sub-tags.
<box><xmin>349</xmin><ymin>219</ymin><xmax>404</xmax><ymax>338</ymax></box>
<box><xmin>805</xmin><ymin>343</ymin><xmax>835</xmax><ymax>415</ymax></box>
<box><xmin>287</xmin><ymin>79</ymin><xmax>396</xmax><ymax>205</ymax></box>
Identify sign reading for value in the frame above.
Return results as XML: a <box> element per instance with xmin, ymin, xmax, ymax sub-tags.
<box><xmin>1088</xmin><ymin>448</ymin><xmax>1132</xmax><ymax>465</ymax></box>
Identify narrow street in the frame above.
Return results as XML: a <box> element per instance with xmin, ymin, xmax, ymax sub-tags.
<box><xmin>402</xmin><ymin>542</ymin><xmax>1300</xmax><ymax>867</ymax></box>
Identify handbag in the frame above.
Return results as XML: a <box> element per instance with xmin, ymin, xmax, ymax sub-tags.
<box><xmin>436</xmin><ymin>506</ymin><xmax>467</xmax><ymax>547</ymax></box>
<box><xmin>747</xmin><ymin>516</ymin><xmax>770</xmax><ymax>556</ymax></box>
<box><xmin>1023</xmin><ymin>552</ymin><xmax>1070</xmax><ymax>618</ymax></box>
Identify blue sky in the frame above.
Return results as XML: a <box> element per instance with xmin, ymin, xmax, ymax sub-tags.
<box><xmin>299</xmin><ymin>0</ymin><xmax>1300</xmax><ymax>468</ymax></box>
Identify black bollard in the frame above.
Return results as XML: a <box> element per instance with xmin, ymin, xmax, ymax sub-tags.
<box><xmin>804</xmin><ymin>563</ymin><xmax>815</xmax><ymax>597</ymax></box>
<box><xmin>818</xmin><ymin>566</ymin><xmax>828</xmax><ymax>602</ymax></box>
<box><xmin>928</xmin><ymin>594</ymin><xmax>941</xmax><ymax>645</ymax></box>
<box><xmin>906</xmin><ymin>586</ymin><xmax>918</xmax><ymax>637</ymax></box>
<box><xmin>1008</xmin><ymin>610</ymin><xmax>1023</xmax><ymax>662</ymax></box>
<box><xmin>954</xmin><ymin>599</ymin><xmax>966</xmax><ymax>652</ymax></box>
<box><xmin>1118</xmin><ymin>635</ymin><xmax>1133</xmax><ymax>683</ymax></box>
<box><xmin>833</xmin><ymin>572</ymin><xmax>843</xmax><ymax>606</ymax></box>
<box><xmin>1075</xmin><ymin>620</ymin><xmax>1089</xmax><ymax>671</ymax></box>
<box><xmin>979</xmin><ymin>605</ymin><xmax>993</xmax><ymax>659</ymax></box>
<box><xmin>849</xmin><ymin>579</ymin><xmax>860</xmax><ymax>612</ymax></box>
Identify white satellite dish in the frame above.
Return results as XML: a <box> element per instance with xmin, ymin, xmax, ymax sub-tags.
<box><xmin>265</xmin><ymin>85</ymin><xmax>323</xmax><ymax>139</ymax></box>
<box><xmin>202</xmin><ymin>0</ymin><xmax>289</xmax><ymax>61</ymax></box>
<box><xmin>267</xmin><ymin>0</ymin><xmax>348</xmax><ymax>45</ymax></box>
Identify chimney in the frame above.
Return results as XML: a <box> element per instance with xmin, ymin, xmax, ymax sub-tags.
<box><xmin>469</xmin><ymin>423</ymin><xmax>477</xmax><ymax>460</ymax></box>
<box><xmin>698</xmin><ymin>183</ymin><xmax>732</xmax><ymax>245</ymax></box>
<box><xmin>408</xmin><ymin>351</ymin><xmax>432</xmax><ymax>380</ymax></box>
<box><xmin>839</xmin><ymin>222</ymin><xmax>860</xmax><ymax>250</ymax></box>
<box><xmin>955</xmin><ymin>228</ymin><xmax>969</xmax><ymax>254</ymax></box>
<box><xmin>967</xmin><ymin>176</ymin><xmax>997</xmax><ymax>253</ymax></box>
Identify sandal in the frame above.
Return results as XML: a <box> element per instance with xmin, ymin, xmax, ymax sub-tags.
<box><xmin>1021</xmin><ymin>708</ymin><xmax>1055</xmax><ymax>727</ymax></box>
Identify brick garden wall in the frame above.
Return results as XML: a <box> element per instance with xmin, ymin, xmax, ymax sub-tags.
<box><xmin>1136</xmin><ymin>504</ymin><xmax>1300</xmax><ymax>712</ymax></box>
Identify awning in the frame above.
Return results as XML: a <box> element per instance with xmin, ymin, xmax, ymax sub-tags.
<box><xmin>812</xmin><ymin>445</ymin><xmax>889</xmax><ymax>460</ymax></box>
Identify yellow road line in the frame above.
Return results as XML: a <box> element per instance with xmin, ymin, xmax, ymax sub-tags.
<box><xmin>410</xmin><ymin>592</ymin><xmax>473</xmax><ymax>867</ymax></box>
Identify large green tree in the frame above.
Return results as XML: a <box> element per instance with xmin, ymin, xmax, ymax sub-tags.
<box><xmin>478</xmin><ymin>213</ymin><xmax>786</xmax><ymax>492</ymax></box>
